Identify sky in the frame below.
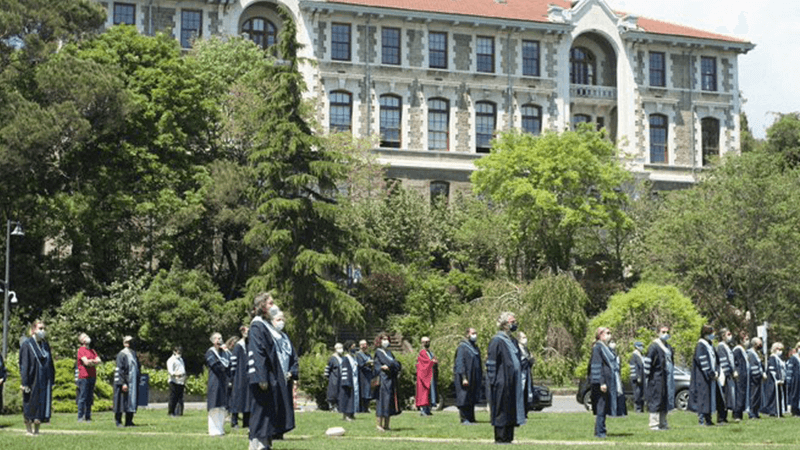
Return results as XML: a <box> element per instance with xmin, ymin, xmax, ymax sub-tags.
<box><xmin>607</xmin><ymin>0</ymin><xmax>800</xmax><ymax>139</ymax></box>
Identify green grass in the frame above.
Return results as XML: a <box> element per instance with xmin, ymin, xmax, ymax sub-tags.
<box><xmin>1</xmin><ymin>407</ymin><xmax>799</xmax><ymax>449</ymax></box>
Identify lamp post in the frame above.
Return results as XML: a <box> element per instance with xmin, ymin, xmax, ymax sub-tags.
<box><xmin>3</xmin><ymin>220</ymin><xmax>24</xmax><ymax>360</ymax></box>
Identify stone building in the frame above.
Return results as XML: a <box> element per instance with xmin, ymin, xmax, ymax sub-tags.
<box><xmin>95</xmin><ymin>0</ymin><xmax>753</xmax><ymax>196</ymax></box>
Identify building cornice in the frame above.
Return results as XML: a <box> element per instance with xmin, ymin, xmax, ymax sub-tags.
<box><xmin>622</xmin><ymin>30</ymin><xmax>755</xmax><ymax>54</ymax></box>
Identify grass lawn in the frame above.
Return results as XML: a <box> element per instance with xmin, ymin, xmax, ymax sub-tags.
<box><xmin>1</xmin><ymin>407</ymin><xmax>799</xmax><ymax>449</ymax></box>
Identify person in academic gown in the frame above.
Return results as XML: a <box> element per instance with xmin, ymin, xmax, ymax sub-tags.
<box><xmin>113</xmin><ymin>335</ymin><xmax>140</xmax><ymax>428</ymax></box>
<box><xmin>355</xmin><ymin>339</ymin><xmax>375</xmax><ymax>412</ymax></box>
<box><xmin>715</xmin><ymin>328</ymin><xmax>737</xmax><ymax>423</ymax></box>
<box><xmin>761</xmin><ymin>342</ymin><xmax>785</xmax><ymax>417</ymax></box>
<box><xmin>19</xmin><ymin>320</ymin><xmax>54</xmax><ymax>435</ymax></box>
<box><xmin>248</xmin><ymin>292</ymin><xmax>296</xmax><ymax>450</ymax></box>
<box><xmin>786</xmin><ymin>343</ymin><xmax>800</xmax><ymax>416</ymax></box>
<box><xmin>608</xmin><ymin>341</ymin><xmax>627</xmax><ymax>416</ymax></box>
<box><xmin>324</xmin><ymin>343</ymin><xmax>344</xmax><ymax>412</ymax></box>
<box><xmin>645</xmin><ymin>326</ymin><xmax>675</xmax><ymax>431</ymax></box>
<box><xmin>746</xmin><ymin>337</ymin><xmax>766</xmax><ymax>419</ymax></box>
<box><xmin>0</xmin><ymin>351</ymin><xmax>6</xmax><ymax>414</ymax></box>
<box><xmin>487</xmin><ymin>312</ymin><xmax>525</xmax><ymax>444</ymax></box>
<box><xmin>454</xmin><ymin>327</ymin><xmax>482</xmax><ymax>424</ymax></box>
<box><xmin>589</xmin><ymin>326</ymin><xmax>624</xmax><ymax>439</ymax></box>
<box><xmin>518</xmin><ymin>332</ymin><xmax>535</xmax><ymax>417</ymax></box>
<box><xmin>338</xmin><ymin>341</ymin><xmax>360</xmax><ymax>420</ymax></box>
<box><xmin>689</xmin><ymin>324</ymin><xmax>718</xmax><ymax>426</ymax></box>
<box><xmin>415</xmin><ymin>336</ymin><xmax>438</xmax><ymax>416</ymax></box>
<box><xmin>230</xmin><ymin>326</ymin><xmax>252</xmax><ymax>428</ymax></box>
<box><xmin>732</xmin><ymin>334</ymin><xmax>750</xmax><ymax>421</ymax></box>
<box><xmin>206</xmin><ymin>332</ymin><xmax>231</xmax><ymax>435</ymax></box>
<box><xmin>374</xmin><ymin>332</ymin><xmax>402</xmax><ymax>431</ymax></box>
<box><xmin>629</xmin><ymin>341</ymin><xmax>646</xmax><ymax>413</ymax></box>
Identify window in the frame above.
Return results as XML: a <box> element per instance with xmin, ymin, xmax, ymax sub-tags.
<box><xmin>596</xmin><ymin>117</ymin><xmax>605</xmax><ymax>131</ymax></box>
<box><xmin>429</xmin><ymin>32</ymin><xmax>447</xmax><ymax>69</ymax></box>
<box><xmin>522</xmin><ymin>40</ymin><xmax>540</xmax><ymax>77</ymax></box>
<box><xmin>701</xmin><ymin>117</ymin><xmax>720</xmax><ymax>166</ymax></box>
<box><xmin>701</xmin><ymin>56</ymin><xmax>717</xmax><ymax>91</ymax></box>
<box><xmin>242</xmin><ymin>18</ymin><xmax>277</xmax><ymax>49</ymax></box>
<box><xmin>570</xmin><ymin>47</ymin><xmax>595</xmax><ymax>85</ymax></box>
<box><xmin>650</xmin><ymin>52</ymin><xmax>666</xmax><ymax>87</ymax></box>
<box><xmin>382</xmin><ymin>27</ymin><xmax>401</xmax><ymax>65</ymax></box>
<box><xmin>113</xmin><ymin>3</ymin><xmax>136</xmax><ymax>25</ymax></box>
<box><xmin>521</xmin><ymin>104</ymin><xmax>542</xmax><ymax>135</ymax></box>
<box><xmin>573</xmin><ymin>114</ymin><xmax>591</xmax><ymax>130</ymax></box>
<box><xmin>428</xmin><ymin>98</ymin><xmax>449</xmax><ymax>151</ymax></box>
<box><xmin>331</xmin><ymin>23</ymin><xmax>351</xmax><ymax>61</ymax></box>
<box><xmin>476</xmin><ymin>36</ymin><xmax>494</xmax><ymax>73</ymax></box>
<box><xmin>430</xmin><ymin>181</ymin><xmax>450</xmax><ymax>204</ymax></box>
<box><xmin>180</xmin><ymin>10</ymin><xmax>202</xmax><ymax>49</ymax></box>
<box><xmin>380</xmin><ymin>95</ymin><xmax>402</xmax><ymax>148</ymax></box>
<box><xmin>475</xmin><ymin>101</ymin><xmax>496</xmax><ymax>153</ymax></box>
<box><xmin>329</xmin><ymin>91</ymin><xmax>352</xmax><ymax>133</ymax></box>
<box><xmin>649</xmin><ymin>114</ymin><xmax>668</xmax><ymax>163</ymax></box>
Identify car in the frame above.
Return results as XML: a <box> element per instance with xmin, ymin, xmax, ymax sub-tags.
<box><xmin>576</xmin><ymin>366</ymin><xmax>691</xmax><ymax>411</ymax></box>
<box><xmin>531</xmin><ymin>385</ymin><xmax>553</xmax><ymax>411</ymax></box>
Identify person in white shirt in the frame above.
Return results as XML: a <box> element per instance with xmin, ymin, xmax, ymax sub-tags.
<box><xmin>167</xmin><ymin>346</ymin><xmax>186</xmax><ymax>417</ymax></box>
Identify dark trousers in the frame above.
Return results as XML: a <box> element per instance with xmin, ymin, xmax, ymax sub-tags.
<box><xmin>231</xmin><ymin>412</ymin><xmax>250</xmax><ymax>427</ymax></box>
<box><xmin>716</xmin><ymin>385</ymin><xmax>728</xmax><ymax>422</ymax></box>
<box><xmin>633</xmin><ymin>381</ymin><xmax>644</xmax><ymax>412</ymax></box>
<box><xmin>359</xmin><ymin>398</ymin><xmax>371</xmax><ymax>412</ymax></box>
<box><xmin>494</xmin><ymin>425</ymin><xmax>514</xmax><ymax>443</ymax></box>
<box><xmin>459</xmin><ymin>405</ymin><xmax>476</xmax><ymax>423</ymax></box>
<box><xmin>77</xmin><ymin>377</ymin><xmax>96</xmax><ymax>420</ymax></box>
<box><xmin>168</xmin><ymin>382</ymin><xmax>184</xmax><ymax>416</ymax></box>
<box><xmin>594</xmin><ymin>392</ymin><xmax>608</xmax><ymax>437</ymax></box>
<box><xmin>115</xmin><ymin>412</ymin><xmax>135</xmax><ymax>426</ymax></box>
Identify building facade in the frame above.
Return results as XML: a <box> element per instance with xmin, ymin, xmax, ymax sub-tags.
<box><xmin>95</xmin><ymin>0</ymin><xmax>753</xmax><ymax>196</ymax></box>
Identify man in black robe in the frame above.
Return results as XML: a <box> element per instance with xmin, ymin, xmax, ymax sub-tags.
<box><xmin>761</xmin><ymin>342</ymin><xmax>785</xmax><ymax>417</ymax></box>
<box><xmin>0</xmin><ymin>351</ymin><xmax>6</xmax><ymax>414</ymax></box>
<box><xmin>19</xmin><ymin>320</ymin><xmax>54</xmax><ymax>436</ymax></box>
<box><xmin>454</xmin><ymin>327</ymin><xmax>482</xmax><ymax>424</ymax></box>
<box><xmin>716</xmin><ymin>328</ymin><xmax>737</xmax><ymax>423</ymax></box>
<box><xmin>518</xmin><ymin>332</ymin><xmax>535</xmax><ymax>418</ymax></box>
<box><xmin>629</xmin><ymin>341</ymin><xmax>645</xmax><ymax>413</ymax></box>
<box><xmin>113</xmin><ymin>335</ymin><xmax>139</xmax><ymax>428</ymax></box>
<box><xmin>324</xmin><ymin>343</ymin><xmax>343</xmax><ymax>412</ymax></box>
<box><xmin>230</xmin><ymin>325</ymin><xmax>251</xmax><ymax>428</ymax></box>
<box><xmin>355</xmin><ymin>339</ymin><xmax>374</xmax><ymax>413</ymax></box>
<box><xmin>374</xmin><ymin>332</ymin><xmax>402</xmax><ymax>431</ymax></box>
<box><xmin>732</xmin><ymin>334</ymin><xmax>750</xmax><ymax>421</ymax></box>
<box><xmin>487</xmin><ymin>312</ymin><xmax>525</xmax><ymax>444</ymax></box>
<box><xmin>689</xmin><ymin>324</ymin><xmax>718</xmax><ymax>426</ymax></box>
<box><xmin>589</xmin><ymin>326</ymin><xmax>624</xmax><ymax>438</ymax></box>
<box><xmin>645</xmin><ymin>326</ymin><xmax>674</xmax><ymax>430</ymax></box>
<box><xmin>747</xmin><ymin>337</ymin><xmax>766</xmax><ymax>419</ymax></box>
<box><xmin>339</xmin><ymin>341</ymin><xmax>359</xmax><ymax>420</ymax></box>
<box><xmin>786</xmin><ymin>343</ymin><xmax>800</xmax><ymax>416</ymax></box>
<box><xmin>248</xmin><ymin>292</ymin><xmax>295</xmax><ymax>450</ymax></box>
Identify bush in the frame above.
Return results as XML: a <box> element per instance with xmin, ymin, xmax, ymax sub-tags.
<box><xmin>96</xmin><ymin>360</ymin><xmax>208</xmax><ymax>397</ymax></box>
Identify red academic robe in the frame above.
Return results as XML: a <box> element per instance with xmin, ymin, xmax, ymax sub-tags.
<box><xmin>415</xmin><ymin>349</ymin><xmax>437</xmax><ymax>407</ymax></box>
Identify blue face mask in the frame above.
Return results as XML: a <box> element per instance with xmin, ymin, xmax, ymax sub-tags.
<box><xmin>706</xmin><ymin>334</ymin><xmax>716</xmax><ymax>341</ymax></box>
<box><xmin>660</xmin><ymin>333</ymin><xmax>670</xmax><ymax>342</ymax></box>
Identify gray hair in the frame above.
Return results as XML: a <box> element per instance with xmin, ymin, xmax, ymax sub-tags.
<box><xmin>210</xmin><ymin>332</ymin><xmax>222</xmax><ymax>344</ymax></box>
<box><xmin>78</xmin><ymin>332</ymin><xmax>89</xmax><ymax>344</ymax></box>
<box><xmin>497</xmin><ymin>311</ymin><xmax>515</xmax><ymax>329</ymax></box>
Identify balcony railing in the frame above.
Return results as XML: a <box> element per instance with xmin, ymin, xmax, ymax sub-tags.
<box><xmin>570</xmin><ymin>84</ymin><xmax>617</xmax><ymax>100</ymax></box>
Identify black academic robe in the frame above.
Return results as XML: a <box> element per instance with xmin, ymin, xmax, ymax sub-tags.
<box><xmin>338</xmin><ymin>354</ymin><xmax>359</xmax><ymax>414</ymax></box>
<box><xmin>761</xmin><ymin>354</ymin><xmax>784</xmax><ymax>416</ymax></box>
<box><xmin>487</xmin><ymin>332</ymin><xmax>526</xmax><ymax>427</ymax></box>
<box><xmin>356</xmin><ymin>350</ymin><xmax>375</xmax><ymax>400</ymax></box>
<box><xmin>519</xmin><ymin>345</ymin><xmax>535</xmax><ymax>412</ymax></box>
<box><xmin>629</xmin><ymin>349</ymin><xmax>645</xmax><ymax>408</ymax></box>
<box><xmin>19</xmin><ymin>337</ymin><xmax>55</xmax><ymax>422</ymax></box>
<box><xmin>747</xmin><ymin>349</ymin><xmax>764</xmax><ymax>415</ymax></box>
<box><xmin>689</xmin><ymin>339</ymin><xmax>717</xmax><ymax>414</ymax></box>
<box><xmin>589</xmin><ymin>341</ymin><xmax>625</xmax><ymax>417</ymax></box>
<box><xmin>113</xmin><ymin>348</ymin><xmax>139</xmax><ymax>414</ymax></box>
<box><xmin>645</xmin><ymin>339</ymin><xmax>675</xmax><ymax>412</ymax></box>
<box><xmin>248</xmin><ymin>317</ymin><xmax>296</xmax><ymax>442</ymax></box>
<box><xmin>0</xmin><ymin>352</ymin><xmax>6</xmax><ymax>413</ymax></box>
<box><xmin>716</xmin><ymin>342</ymin><xmax>736</xmax><ymax>409</ymax></box>
<box><xmin>325</xmin><ymin>355</ymin><xmax>342</xmax><ymax>404</ymax></box>
<box><xmin>786</xmin><ymin>354</ymin><xmax>800</xmax><ymax>414</ymax></box>
<box><xmin>732</xmin><ymin>345</ymin><xmax>749</xmax><ymax>413</ymax></box>
<box><xmin>374</xmin><ymin>347</ymin><xmax>402</xmax><ymax>417</ymax></box>
<box><xmin>205</xmin><ymin>347</ymin><xmax>230</xmax><ymax>410</ymax></box>
<box><xmin>454</xmin><ymin>340</ymin><xmax>482</xmax><ymax>408</ymax></box>
<box><xmin>230</xmin><ymin>339</ymin><xmax>252</xmax><ymax>414</ymax></box>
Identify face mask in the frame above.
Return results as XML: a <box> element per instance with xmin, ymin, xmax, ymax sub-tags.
<box><xmin>268</xmin><ymin>305</ymin><xmax>280</xmax><ymax>318</ymax></box>
<box><xmin>520</xmin><ymin>338</ymin><xmax>528</xmax><ymax>346</ymax></box>
<box><xmin>509</xmin><ymin>323</ymin><xmax>518</xmax><ymax>332</ymax></box>
<box><xmin>609</xmin><ymin>342</ymin><xmax>617</xmax><ymax>350</ymax></box>
<box><xmin>706</xmin><ymin>334</ymin><xmax>716</xmax><ymax>341</ymax></box>
<box><xmin>725</xmin><ymin>335</ymin><xmax>733</xmax><ymax>343</ymax></box>
<box><xmin>423</xmin><ymin>342</ymin><xmax>430</xmax><ymax>349</ymax></box>
<box><xmin>350</xmin><ymin>348</ymin><xmax>357</xmax><ymax>354</ymax></box>
<box><xmin>84</xmin><ymin>338</ymin><xmax>91</xmax><ymax>346</ymax></box>
<box><xmin>274</xmin><ymin>320</ymin><xmax>285</xmax><ymax>331</ymax></box>
<box><xmin>469</xmin><ymin>334</ymin><xmax>477</xmax><ymax>342</ymax></box>
<box><xmin>778</xmin><ymin>350</ymin><xmax>783</xmax><ymax>357</ymax></box>
<box><xmin>660</xmin><ymin>333</ymin><xmax>670</xmax><ymax>342</ymax></box>
<box><xmin>381</xmin><ymin>339</ymin><xmax>390</xmax><ymax>348</ymax></box>
<box><xmin>35</xmin><ymin>330</ymin><xmax>46</xmax><ymax>340</ymax></box>
<box><xmin>336</xmin><ymin>348</ymin><xmax>343</xmax><ymax>355</ymax></box>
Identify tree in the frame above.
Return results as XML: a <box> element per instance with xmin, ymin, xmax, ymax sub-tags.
<box><xmin>739</xmin><ymin>112</ymin><xmax>759</xmax><ymax>154</ymax></box>
<box><xmin>471</xmin><ymin>127</ymin><xmax>632</xmax><ymax>279</ymax></box>
<box><xmin>764</xmin><ymin>112</ymin><xmax>800</xmax><ymax>168</ymax></box>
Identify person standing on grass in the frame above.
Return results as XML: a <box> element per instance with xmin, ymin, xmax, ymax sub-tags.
<box><xmin>356</xmin><ymin>339</ymin><xmax>375</xmax><ymax>413</ymax></box>
<box><xmin>715</xmin><ymin>328</ymin><xmax>737</xmax><ymax>424</ymax></box>
<box><xmin>230</xmin><ymin>325</ymin><xmax>251</xmax><ymax>428</ymax></box>
<box><xmin>761</xmin><ymin>342</ymin><xmax>785</xmax><ymax>417</ymax></box>
<box><xmin>518</xmin><ymin>332</ymin><xmax>535</xmax><ymax>418</ymax></box>
<box><xmin>374</xmin><ymin>332</ymin><xmax>402</xmax><ymax>432</ymax></box>
<box><xmin>113</xmin><ymin>335</ymin><xmax>139</xmax><ymax>427</ymax></box>
<box><xmin>324</xmin><ymin>343</ymin><xmax>344</xmax><ymax>412</ymax></box>
<box><xmin>689</xmin><ymin>324</ymin><xmax>718</xmax><ymax>426</ymax></box>
<box><xmin>786</xmin><ymin>342</ymin><xmax>800</xmax><ymax>416</ymax></box>
<box><xmin>589</xmin><ymin>326</ymin><xmax>624</xmax><ymax>439</ymax></box>
<box><xmin>167</xmin><ymin>346</ymin><xmax>186</xmax><ymax>417</ymax></box>
<box><xmin>747</xmin><ymin>337</ymin><xmax>766</xmax><ymax>419</ymax></box>
<box><xmin>731</xmin><ymin>333</ymin><xmax>750</xmax><ymax>421</ymax></box>
<box><xmin>76</xmin><ymin>332</ymin><xmax>101</xmax><ymax>423</ymax></box>
<box><xmin>0</xmin><ymin>351</ymin><xmax>6</xmax><ymax>414</ymax></box>
<box><xmin>487</xmin><ymin>312</ymin><xmax>525</xmax><ymax>444</ymax></box>
<box><xmin>629</xmin><ymin>341</ymin><xmax>646</xmax><ymax>413</ymax></box>
<box><xmin>454</xmin><ymin>327</ymin><xmax>482</xmax><ymax>425</ymax></box>
<box><xmin>645</xmin><ymin>325</ymin><xmax>675</xmax><ymax>431</ymax></box>
<box><xmin>20</xmin><ymin>319</ymin><xmax>54</xmax><ymax>436</ymax></box>
<box><xmin>206</xmin><ymin>332</ymin><xmax>231</xmax><ymax>436</ymax></box>
<box><xmin>339</xmin><ymin>340</ymin><xmax>359</xmax><ymax>421</ymax></box>
<box><xmin>415</xmin><ymin>336</ymin><xmax>438</xmax><ymax>416</ymax></box>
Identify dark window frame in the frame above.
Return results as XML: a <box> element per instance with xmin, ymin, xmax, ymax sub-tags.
<box><xmin>242</xmin><ymin>17</ymin><xmax>277</xmax><ymax>49</ymax></box>
<box><xmin>521</xmin><ymin>104</ymin><xmax>542</xmax><ymax>135</ymax></box>
<box><xmin>379</xmin><ymin>94</ymin><xmax>402</xmax><ymax>148</ymax></box>
<box><xmin>570</xmin><ymin>47</ymin><xmax>595</xmax><ymax>85</ymax></box>
<box><xmin>331</xmin><ymin>23</ymin><xmax>351</xmax><ymax>61</ymax></box>
<box><xmin>649</xmin><ymin>114</ymin><xmax>668</xmax><ymax>164</ymax></box>
<box><xmin>381</xmin><ymin>27</ymin><xmax>401</xmax><ymax>65</ymax></box>
<box><xmin>180</xmin><ymin>9</ymin><xmax>203</xmax><ymax>49</ymax></box>
<box><xmin>329</xmin><ymin>90</ymin><xmax>353</xmax><ymax>133</ymax></box>
<box><xmin>476</xmin><ymin>36</ymin><xmax>495</xmax><ymax>73</ymax></box>
<box><xmin>522</xmin><ymin>40</ymin><xmax>540</xmax><ymax>77</ymax></box>
<box><xmin>429</xmin><ymin>31</ymin><xmax>448</xmax><ymax>69</ymax></box>
<box><xmin>430</xmin><ymin>180</ymin><xmax>450</xmax><ymax>205</ymax></box>
<box><xmin>701</xmin><ymin>117</ymin><xmax>720</xmax><ymax>166</ymax></box>
<box><xmin>649</xmin><ymin>51</ymin><xmax>666</xmax><ymax>87</ymax></box>
<box><xmin>475</xmin><ymin>101</ymin><xmax>496</xmax><ymax>153</ymax></box>
<box><xmin>113</xmin><ymin>3</ymin><xmax>136</xmax><ymax>26</ymax></box>
<box><xmin>701</xmin><ymin>56</ymin><xmax>717</xmax><ymax>91</ymax></box>
<box><xmin>428</xmin><ymin>98</ymin><xmax>449</xmax><ymax>151</ymax></box>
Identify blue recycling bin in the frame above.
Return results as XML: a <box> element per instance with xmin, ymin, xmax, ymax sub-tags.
<box><xmin>137</xmin><ymin>373</ymin><xmax>149</xmax><ymax>407</ymax></box>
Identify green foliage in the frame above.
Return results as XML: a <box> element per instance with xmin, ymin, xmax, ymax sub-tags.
<box><xmin>95</xmin><ymin>360</ymin><xmax>208</xmax><ymax>397</ymax></box>
<box><xmin>577</xmin><ymin>283</ymin><xmax>706</xmax><ymax>379</ymax></box>
<box><xmin>472</xmin><ymin>127</ymin><xmax>632</xmax><ymax>278</ymax></box>
<box><xmin>739</xmin><ymin>112</ymin><xmax>760</xmax><ymax>153</ymax></box>
<box><xmin>52</xmin><ymin>358</ymin><xmax>114</xmax><ymax>413</ymax></box>
<box><xmin>764</xmin><ymin>112</ymin><xmax>800</xmax><ymax>167</ymax></box>
<box><xmin>391</xmin><ymin>270</ymin><xmax>458</xmax><ymax>342</ymax></box>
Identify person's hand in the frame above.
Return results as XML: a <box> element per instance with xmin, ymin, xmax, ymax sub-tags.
<box><xmin>733</xmin><ymin>371</ymin><xmax>739</xmax><ymax>380</ymax></box>
<box><xmin>259</xmin><ymin>382</ymin><xmax>269</xmax><ymax>391</ymax></box>
<box><xmin>22</xmin><ymin>385</ymin><xmax>30</xmax><ymax>393</ymax></box>
<box><xmin>432</xmin><ymin>358</ymin><xmax>439</xmax><ymax>364</ymax></box>
<box><xmin>763</xmin><ymin>373</ymin><xmax>768</xmax><ymax>380</ymax></box>
<box><xmin>462</xmin><ymin>379</ymin><xmax>469</xmax><ymax>387</ymax></box>
<box><xmin>122</xmin><ymin>384</ymin><xmax>128</xmax><ymax>393</ymax></box>
<box><xmin>600</xmin><ymin>384</ymin><xmax>607</xmax><ymax>393</ymax></box>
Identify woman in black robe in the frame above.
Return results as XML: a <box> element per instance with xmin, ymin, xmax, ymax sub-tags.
<box><xmin>373</xmin><ymin>332</ymin><xmax>402</xmax><ymax>431</ymax></box>
<box><xmin>761</xmin><ymin>342</ymin><xmax>785</xmax><ymax>417</ymax></box>
<box><xmin>688</xmin><ymin>324</ymin><xmax>717</xmax><ymax>426</ymax></box>
<box><xmin>454</xmin><ymin>327</ymin><xmax>482</xmax><ymax>424</ymax></box>
<box><xmin>19</xmin><ymin>320</ymin><xmax>55</xmax><ymax>436</ymax></box>
<box><xmin>732</xmin><ymin>335</ymin><xmax>750</xmax><ymax>421</ymax></box>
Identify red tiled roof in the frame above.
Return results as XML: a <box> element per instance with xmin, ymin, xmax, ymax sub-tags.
<box><xmin>324</xmin><ymin>0</ymin><xmax>572</xmax><ymax>23</ymax></box>
<box><xmin>635</xmin><ymin>16</ymin><xmax>749</xmax><ymax>44</ymax></box>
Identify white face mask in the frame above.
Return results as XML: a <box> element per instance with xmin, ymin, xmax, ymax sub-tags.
<box><xmin>609</xmin><ymin>342</ymin><xmax>617</xmax><ymax>350</ymax></box>
<box><xmin>268</xmin><ymin>305</ymin><xmax>280</xmax><ymax>318</ymax></box>
<box><xmin>274</xmin><ymin>320</ymin><xmax>285</xmax><ymax>331</ymax></box>
<box><xmin>777</xmin><ymin>350</ymin><xmax>783</xmax><ymax>357</ymax></box>
<box><xmin>381</xmin><ymin>339</ymin><xmax>390</xmax><ymax>348</ymax></box>
<box><xmin>84</xmin><ymin>338</ymin><xmax>91</xmax><ymax>346</ymax></box>
<box><xmin>335</xmin><ymin>347</ymin><xmax>343</xmax><ymax>355</ymax></box>
<box><xmin>469</xmin><ymin>334</ymin><xmax>477</xmax><ymax>342</ymax></box>
<box><xmin>35</xmin><ymin>330</ymin><xmax>46</xmax><ymax>340</ymax></box>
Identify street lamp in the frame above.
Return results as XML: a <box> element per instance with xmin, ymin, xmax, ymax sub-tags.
<box><xmin>3</xmin><ymin>220</ymin><xmax>24</xmax><ymax>359</ymax></box>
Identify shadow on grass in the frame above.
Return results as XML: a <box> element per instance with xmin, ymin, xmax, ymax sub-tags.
<box><xmin>607</xmin><ymin>432</ymin><xmax>634</xmax><ymax>437</ymax></box>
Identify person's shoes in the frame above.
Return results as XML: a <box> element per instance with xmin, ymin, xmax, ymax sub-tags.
<box><xmin>116</xmin><ymin>423</ymin><xmax>124</xmax><ymax>428</ymax></box>
<box><xmin>595</xmin><ymin>434</ymin><xmax>607</xmax><ymax>439</ymax></box>
<box><xmin>377</xmin><ymin>426</ymin><xmax>385</xmax><ymax>432</ymax></box>
<box><xmin>78</xmin><ymin>418</ymin><xmax>85</xmax><ymax>423</ymax></box>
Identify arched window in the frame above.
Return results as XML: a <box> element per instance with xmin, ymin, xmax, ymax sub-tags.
<box><xmin>380</xmin><ymin>94</ymin><xmax>402</xmax><ymax>148</ymax></box>
<box><xmin>475</xmin><ymin>101</ymin><xmax>496</xmax><ymax>154</ymax></box>
<box><xmin>329</xmin><ymin>91</ymin><xmax>352</xmax><ymax>134</ymax></box>
<box><xmin>570</xmin><ymin>47</ymin><xmax>595</xmax><ymax>85</ymax></box>
<box><xmin>428</xmin><ymin>98</ymin><xmax>449</xmax><ymax>151</ymax></box>
<box><xmin>430</xmin><ymin>180</ymin><xmax>450</xmax><ymax>204</ymax></box>
<box><xmin>572</xmin><ymin>114</ymin><xmax>591</xmax><ymax>130</ymax></box>
<box><xmin>521</xmin><ymin>104</ymin><xmax>542</xmax><ymax>135</ymax></box>
<box><xmin>649</xmin><ymin>114</ymin><xmax>668</xmax><ymax>164</ymax></box>
<box><xmin>242</xmin><ymin>18</ymin><xmax>277</xmax><ymax>50</ymax></box>
<box><xmin>701</xmin><ymin>117</ymin><xmax>720</xmax><ymax>166</ymax></box>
